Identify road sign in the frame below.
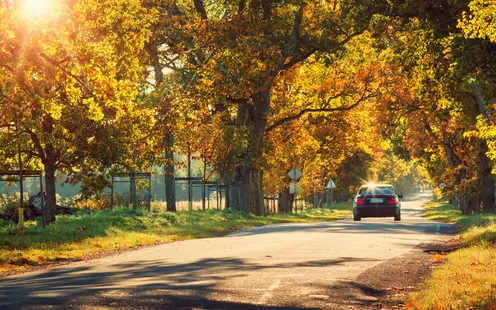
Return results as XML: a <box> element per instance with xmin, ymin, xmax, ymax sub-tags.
<box><xmin>287</xmin><ymin>168</ymin><xmax>302</xmax><ymax>181</ymax></box>
<box><xmin>289</xmin><ymin>182</ymin><xmax>301</xmax><ymax>194</ymax></box>
<box><xmin>326</xmin><ymin>179</ymin><xmax>336</xmax><ymax>189</ymax></box>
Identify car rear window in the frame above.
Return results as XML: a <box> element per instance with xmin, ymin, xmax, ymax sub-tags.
<box><xmin>359</xmin><ymin>187</ymin><xmax>395</xmax><ymax>195</ymax></box>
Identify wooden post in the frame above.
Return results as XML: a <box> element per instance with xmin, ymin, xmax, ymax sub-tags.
<box><xmin>131</xmin><ymin>173</ymin><xmax>137</xmax><ymax>209</ymax></box>
<box><xmin>110</xmin><ymin>176</ymin><xmax>114</xmax><ymax>209</ymax></box>
<box><xmin>39</xmin><ymin>171</ymin><xmax>45</xmax><ymax>229</ymax></box>
<box><xmin>148</xmin><ymin>174</ymin><xmax>152</xmax><ymax>212</ymax></box>
<box><xmin>187</xmin><ymin>143</ymin><xmax>192</xmax><ymax>211</ymax></box>
<box><xmin>16</xmin><ymin>118</ymin><xmax>24</xmax><ymax>229</ymax></box>
<box><xmin>207</xmin><ymin>185</ymin><xmax>210</xmax><ymax>209</ymax></box>
<box><xmin>216</xmin><ymin>182</ymin><xmax>220</xmax><ymax>210</ymax></box>
<box><xmin>202</xmin><ymin>157</ymin><xmax>206</xmax><ymax>210</ymax></box>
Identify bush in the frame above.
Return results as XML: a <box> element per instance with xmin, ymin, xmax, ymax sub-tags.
<box><xmin>0</xmin><ymin>218</ymin><xmax>14</xmax><ymax>228</ymax></box>
<box><xmin>68</xmin><ymin>194</ymin><xmax>111</xmax><ymax>210</ymax></box>
<box><xmin>0</xmin><ymin>192</ymin><xmax>29</xmax><ymax>222</ymax></box>
<box><xmin>160</xmin><ymin>211</ymin><xmax>180</xmax><ymax>224</ymax></box>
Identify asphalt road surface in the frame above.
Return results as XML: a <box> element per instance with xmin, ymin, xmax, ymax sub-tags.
<box><xmin>0</xmin><ymin>192</ymin><xmax>453</xmax><ymax>309</ymax></box>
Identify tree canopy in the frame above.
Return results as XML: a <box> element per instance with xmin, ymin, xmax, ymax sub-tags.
<box><xmin>1</xmin><ymin>0</ymin><xmax>495</xmax><ymax>220</ymax></box>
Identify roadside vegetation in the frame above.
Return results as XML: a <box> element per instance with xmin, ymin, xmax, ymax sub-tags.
<box><xmin>407</xmin><ymin>201</ymin><xmax>496</xmax><ymax>309</ymax></box>
<box><xmin>0</xmin><ymin>202</ymin><xmax>351</xmax><ymax>275</ymax></box>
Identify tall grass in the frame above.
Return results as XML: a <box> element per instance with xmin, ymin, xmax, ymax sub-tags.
<box><xmin>0</xmin><ymin>202</ymin><xmax>352</xmax><ymax>274</ymax></box>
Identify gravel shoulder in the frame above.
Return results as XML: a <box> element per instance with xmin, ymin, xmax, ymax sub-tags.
<box><xmin>320</xmin><ymin>238</ymin><xmax>461</xmax><ymax>310</ymax></box>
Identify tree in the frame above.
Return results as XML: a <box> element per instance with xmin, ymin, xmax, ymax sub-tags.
<box><xmin>0</xmin><ymin>0</ymin><xmax>154</xmax><ymax>222</ymax></box>
<box><xmin>149</xmin><ymin>0</ymin><xmax>388</xmax><ymax>215</ymax></box>
<box><xmin>263</xmin><ymin>32</ymin><xmax>388</xmax><ymax>211</ymax></box>
<box><xmin>373</xmin><ymin>3</ymin><xmax>496</xmax><ymax>213</ymax></box>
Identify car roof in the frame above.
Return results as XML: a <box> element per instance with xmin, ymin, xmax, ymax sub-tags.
<box><xmin>359</xmin><ymin>184</ymin><xmax>394</xmax><ymax>188</ymax></box>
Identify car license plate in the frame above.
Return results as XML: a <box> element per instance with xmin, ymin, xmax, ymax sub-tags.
<box><xmin>370</xmin><ymin>198</ymin><xmax>383</xmax><ymax>203</ymax></box>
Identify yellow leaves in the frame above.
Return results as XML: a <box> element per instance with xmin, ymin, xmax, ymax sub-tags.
<box><xmin>46</xmin><ymin>102</ymin><xmax>63</xmax><ymax>120</ymax></box>
<box><xmin>84</xmin><ymin>98</ymin><xmax>104</xmax><ymax>121</ymax></box>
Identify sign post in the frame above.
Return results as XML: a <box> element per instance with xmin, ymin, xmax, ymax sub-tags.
<box><xmin>326</xmin><ymin>179</ymin><xmax>337</xmax><ymax>208</ymax></box>
<box><xmin>288</xmin><ymin>168</ymin><xmax>302</xmax><ymax>213</ymax></box>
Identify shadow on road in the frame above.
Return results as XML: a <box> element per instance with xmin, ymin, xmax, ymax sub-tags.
<box><xmin>0</xmin><ymin>256</ymin><xmax>377</xmax><ymax>309</ymax></box>
<box><xmin>227</xmin><ymin>220</ymin><xmax>436</xmax><ymax>237</ymax></box>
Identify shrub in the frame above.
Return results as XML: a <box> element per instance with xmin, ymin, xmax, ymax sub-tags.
<box><xmin>160</xmin><ymin>211</ymin><xmax>180</xmax><ymax>224</ymax></box>
<box><xmin>0</xmin><ymin>192</ymin><xmax>29</xmax><ymax>222</ymax></box>
<box><xmin>70</xmin><ymin>194</ymin><xmax>111</xmax><ymax>210</ymax></box>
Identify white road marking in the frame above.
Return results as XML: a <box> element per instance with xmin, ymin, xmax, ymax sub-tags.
<box><xmin>257</xmin><ymin>280</ymin><xmax>281</xmax><ymax>304</ymax></box>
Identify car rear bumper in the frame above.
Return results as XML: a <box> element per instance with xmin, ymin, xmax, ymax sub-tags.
<box><xmin>354</xmin><ymin>205</ymin><xmax>400</xmax><ymax>217</ymax></box>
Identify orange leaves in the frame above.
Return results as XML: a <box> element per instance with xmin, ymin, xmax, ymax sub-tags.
<box><xmin>434</xmin><ymin>253</ymin><xmax>443</xmax><ymax>262</ymax></box>
<box><xmin>405</xmin><ymin>301</ymin><xmax>415</xmax><ymax>308</ymax></box>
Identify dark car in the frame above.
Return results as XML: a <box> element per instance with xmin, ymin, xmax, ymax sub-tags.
<box><xmin>353</xmin><ymin>184</ymin><xmax>403</xmax><ymax>221</ymax></box>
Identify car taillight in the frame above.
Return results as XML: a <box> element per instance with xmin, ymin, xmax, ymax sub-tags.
<box><xmin>356</xmin><ymin>197</ymin><xmax>365</xmax><ymax>205</ymax></box>
<box><xmin>388</xmin><ymin>197</ymin><xmax>397</xmax><ymax>205</ymax></box>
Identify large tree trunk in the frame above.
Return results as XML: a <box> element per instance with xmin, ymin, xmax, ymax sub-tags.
<box><xmin>278</xmin><ymin>186</ymin><xmax>294</xmax><ymax>213</ymax></box>
<box><xmin>236</xmin><ymin>90</ymin><xmax>270</xmax><ymax>216</ymax></box>
<box><xmin>222</xmin><ymin>170</ymin><xmax>234</xmax><ymax>210</ymax></box>
<box><xmin>480</xmin><ymin>141</ymin><xmax>495</xmax><ymax>213</ymax></box>
<box><xmin>457</xmin><ymin>195</ymin><xmax>478</xmax><ymax>215</ymax></box>
<box><xmin>147</xmin><ymin>42</ymin><xmax>177</xmax><ymax>212</ymax></box>
<box><xmin>43</xmin><ymin>150</ymin><xmax>57</xmax><ymax>224</ymax></box>
<box><xmin>247</xmin><ymin>168</ymin><xmax>265</xmax><ymax>215</ymax></box>
<box><xmin>472</xmin><ymin>81</ymin><xmax>495</xmax><ymax>212</ymax></box>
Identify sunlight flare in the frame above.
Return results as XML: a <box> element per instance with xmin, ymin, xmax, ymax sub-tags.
<box><xmin>21</xmin><ymin>0</ymin><xmax>57</xmax><ymax>19</ymax></box>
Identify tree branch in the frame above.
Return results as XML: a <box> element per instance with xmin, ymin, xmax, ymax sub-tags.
<box><xmin>24</xmin><ymin>128</ymin><xmax>46</xmax><ymax>161</ymax></box>
<box><xmin>266</xmin><ymin>87</ymin><xmax>377</xmax><ymax>134</ymax></box>
<box><xmin>281</xmin><ymin>4</ymin><xmax>305</xmax><ymax>59</ymax></box>
<box><xmin>280</xmin><ymin>49</ymin><xmax>316</xmax><ymax>71</ymax></box>
<box><xmin>193</xmin><ymin>0</ymin><xmax>208</xmax><ymax>19</ymax></box>
<box><xmin>266</xmin><ymin>102</ymin><xmax>361</xmax><ymax>134</ymax></box>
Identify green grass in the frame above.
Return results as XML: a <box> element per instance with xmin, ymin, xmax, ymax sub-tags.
<box><xmin>406</xmin><ymin>201</ymin><xmax>496</xmax><ymax>309</ymax></box>
<box><xmin>0</xmin><ymin>202</ymin><xmax>352</xmax><ymax>274</ymax></box>
<box><xmin>422</xmin><ymin>201</ymin><xmax>496</xmax><ymax>244</ymax></box>
<box><xmin>423</xmin><ymin>201</ymin><xmax>464</xmax><ymax>224</ymax></box>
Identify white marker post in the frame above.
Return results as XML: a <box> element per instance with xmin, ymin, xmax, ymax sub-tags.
<box><xmin>326</xmin><ymin>179</ymin><xmax>337</xmax><ymax>208</ymax></box>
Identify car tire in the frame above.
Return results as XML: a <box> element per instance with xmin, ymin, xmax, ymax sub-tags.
<box><xmin>394</xmin><ymin>213</ymin><xmax>401</xmax><ymax>221</ymax></box>
<box><xmin>353</xmin><ymin>213</ymin><xmax>361</xmax><ymax>221</ymax></box>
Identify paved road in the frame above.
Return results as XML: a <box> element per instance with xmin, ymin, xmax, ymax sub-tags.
<box><xmin>0</xmin><ymin>192</ymin><xmax>453</xmax><ymax>309</ymax></box>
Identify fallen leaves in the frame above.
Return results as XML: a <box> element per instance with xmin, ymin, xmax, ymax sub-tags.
<box><xmin>76</xmin><ymin>226</ymin><xmax>88</xmax><ymax>233</ymax></box>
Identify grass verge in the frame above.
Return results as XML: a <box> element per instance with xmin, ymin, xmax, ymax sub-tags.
<box><xmin>407</xmin><ymin>201</ymin><xmax>496</xmax><ymax>309</ymax></box>
<box><xmin>0</xmin><ymin>202</ymin><xmax>351</xmax><ymax>275</ymax></box>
